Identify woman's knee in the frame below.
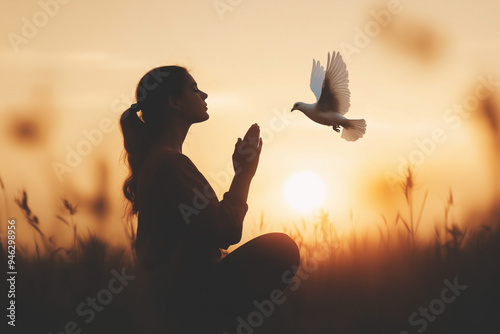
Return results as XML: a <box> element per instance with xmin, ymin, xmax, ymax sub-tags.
<box><xmin>222</xmin><ymin>232</ymin><xmax>300</xmax><ymax>276</ymax></box>
<box><xmin>253</xmin><ymin>232</ymin><xmax>300</xmax><ymax>268</ymax></box>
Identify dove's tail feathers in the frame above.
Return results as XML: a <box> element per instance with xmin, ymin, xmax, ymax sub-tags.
<box><xmin>341</xmin><ymin>119</ymin><xmax>366</xmax><ymax>142</ymax></box>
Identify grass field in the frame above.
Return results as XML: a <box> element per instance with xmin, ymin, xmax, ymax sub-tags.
<box><xmin>2</xmin><ymin>168</ymin><xmax>500</xmax><ymax>334</ymax></box>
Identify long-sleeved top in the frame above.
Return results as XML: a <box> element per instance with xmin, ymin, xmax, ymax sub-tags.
<box><xmin>135</xmin><ymin>149</ymin><xmax>248</xmax><ymax>286</ymax></box>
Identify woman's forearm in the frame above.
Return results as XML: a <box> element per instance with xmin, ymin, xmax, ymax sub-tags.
<box><xmin>228</xmin><ymin>172</ymin><xmax>253</xmax><ymax>204</ymax></box>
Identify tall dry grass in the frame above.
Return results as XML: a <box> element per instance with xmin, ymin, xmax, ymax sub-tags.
<box><xmin>1</xmin><ymin>168</ymin><xmax>499</xmax><ymax>334</ymax></box>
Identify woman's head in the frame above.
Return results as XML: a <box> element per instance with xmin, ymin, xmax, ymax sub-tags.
<box><xmin>134</xmin><ymin>66</ymin><xmax>209</xmax><ymax>129</ymax></box>
<box><xmin>120</xmin><ymin>65</ymin><xmax>208</xmax><ymax>215</ymax></box>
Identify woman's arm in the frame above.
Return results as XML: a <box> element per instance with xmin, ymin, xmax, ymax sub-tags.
<box><xmin>228</xmin><ymin>123</ymin><xmax>263</xmax><ymax>204</ymax></box>
<box><xmin>148</xmin><ymin>124</ymin><xmax>262</xmax><ymax>250</ymax></box>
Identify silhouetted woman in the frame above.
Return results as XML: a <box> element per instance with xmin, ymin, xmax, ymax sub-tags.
<box><xmin>120</xmin><ymin>66</ymin><xmax>300</xmax><ymax>333</ymax></box>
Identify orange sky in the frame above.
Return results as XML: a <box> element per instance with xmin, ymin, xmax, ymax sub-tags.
<box><xmin>1</xmin><ymin>0</ymin><xmax>500</xmax><ymax>249</ymax></box>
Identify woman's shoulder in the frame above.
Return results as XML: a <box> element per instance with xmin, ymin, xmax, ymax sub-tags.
<box><xmin>155</xmin><ymin>147</ymin><xmax>188</xmax><ymax>162</ymax></box>
<box><xmin>144</xmin><ymin>147</ymin><xmax>196</xmax><ymax>174</ymax></box>
<box><xmin>138</xmin><ymin>148</ymin><xmax>195</xmax><ymax>193</ymax></box>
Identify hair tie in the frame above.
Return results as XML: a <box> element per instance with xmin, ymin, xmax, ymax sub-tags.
<box><xmin>130</xmin><ymin>103</ymin><xmax>141</xmax><ymax>112</ymax></box>
<box><xmin>120</xmin><ymin>103</ymin><xmax>141</xmax><ymax>122</ymax></box>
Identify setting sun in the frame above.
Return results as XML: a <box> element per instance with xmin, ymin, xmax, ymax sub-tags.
<box><xmin>283</xmin><ymin>171</ymin><xmax>327</xmax><ymax>213</ymax></box>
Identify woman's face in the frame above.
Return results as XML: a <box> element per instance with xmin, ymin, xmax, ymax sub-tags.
<box><xmin>178</xmin><ymin>73</ymin><xmax>209</xmax><ymax>124</ymax></box>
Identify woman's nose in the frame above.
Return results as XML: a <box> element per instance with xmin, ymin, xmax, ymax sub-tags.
<box><xmin>202</xmin><ymin>91</ymin><xmax>208</xmax><ymax>99</ymax></box>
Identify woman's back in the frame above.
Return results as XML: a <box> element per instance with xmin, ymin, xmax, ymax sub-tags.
<box><xmin>135</xmin><ymin>148</ymin><xmax>223</xmax><ymax>276</ymax></box>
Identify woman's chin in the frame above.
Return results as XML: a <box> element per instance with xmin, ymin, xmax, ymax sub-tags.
<box><xmin>193</xmin><ymin>113</ymin><xmax>209</xmax><ymax>124</ymax></box>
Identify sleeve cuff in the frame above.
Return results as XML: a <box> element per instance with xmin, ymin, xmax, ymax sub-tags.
<box><xmin>222</xmin><ymin>192</ymin><xmax>248</xmax><ymax>212</ymax></box>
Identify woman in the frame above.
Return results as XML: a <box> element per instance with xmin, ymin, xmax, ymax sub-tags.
<box><xmin>120</xmin><ymin>65</ymin><xmax>300</xmax><ymax>333</ymax></box>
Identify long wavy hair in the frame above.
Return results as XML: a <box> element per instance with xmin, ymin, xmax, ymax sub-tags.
<box><xmin>120</xmin><ymin>66</ymin><xmax>189</xmax><ymax>216</ymax></box>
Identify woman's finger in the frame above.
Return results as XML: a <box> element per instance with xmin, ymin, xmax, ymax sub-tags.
<box><xmin>243</xmin><ymin>123</ymin><xmax>259</xmax><ymax>142</ymax></box>
<box><xmin>235</xmin><ymin>137</ymin><xmax>242</xmax><ymax>147</ymax></box>
<box><xmin>244</xmin><ymin>124</ymin><xmax>255</xmax><ymax>136</ymax></box>
<box><xmin>249</xmin><ymin>126</ymin><xmax>260</xmax><ymax>146</ymax></box>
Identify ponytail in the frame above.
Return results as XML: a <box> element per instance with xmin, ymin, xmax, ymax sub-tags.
<box><xmin>120</xmin><ymin>105</ymin><xmax>154</xmax><ymax>216</ymax></box>
<box><xmin>120</xmin><ymin>66</ymin><xmax>189</xmax><ymax>216</ymax></box>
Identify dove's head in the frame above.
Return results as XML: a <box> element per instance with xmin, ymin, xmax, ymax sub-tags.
<box><xmin>291</xmin><ymin>102</ymin><xmax>304</xmax><ymax>112</ymax></box>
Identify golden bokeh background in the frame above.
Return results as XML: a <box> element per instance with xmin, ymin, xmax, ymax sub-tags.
<box><xmin>1</xmin><ymin>0</ymin><xmax>499</xmax><ymax>252</ymax></box>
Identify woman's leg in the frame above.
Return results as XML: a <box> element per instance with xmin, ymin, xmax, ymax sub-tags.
<box><xmin>202</xmin><ymin>232</ymin><xmax>301</xmax><ymax>314</ymax></box>
<box><xmin>171</xmin><ymin>233</ymin><xmax>300</xmax><ymax>333</ymax></box>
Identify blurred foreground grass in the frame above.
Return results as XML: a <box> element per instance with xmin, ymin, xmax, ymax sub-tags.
<box><xmin>1</xmin><ymin>168</ymin><xmax>499</xmax><ymax>334</ymax></box>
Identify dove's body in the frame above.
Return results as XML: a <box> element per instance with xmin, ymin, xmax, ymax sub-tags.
<box><xmin>296</xmin><ymin>103</ymin><xmax>348</xmax><ymax>127</ymax></box>
<box><xmin>292</xmin><ymin>51</ymin><xmax>366</xmax><ymax>141</ymax></box>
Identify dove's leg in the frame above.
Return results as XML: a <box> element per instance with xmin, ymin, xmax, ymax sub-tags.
<box><xmin>332</xmin><ymin>123</ymin><xmax>340</xmax><ymax>132</ymax></box>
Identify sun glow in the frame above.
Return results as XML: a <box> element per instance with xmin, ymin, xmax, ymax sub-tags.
<box><xmin>283</xmin><ymin>171</ymin><xmax>327</xmax><ymax>213</ymax></box>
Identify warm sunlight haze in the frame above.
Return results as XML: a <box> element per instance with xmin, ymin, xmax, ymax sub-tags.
<box><xmin>1</xmin><ymin>0</ymin><xmax>499</xmax><ymax>246</ymax></box>
<box><xmin>1</xmin><ymin>0</ymin><xmax>500</xmax><ymax>333</ymax></box>
<box><xmin>283</xmin><ymin>171</ymin><xmax>326</xmax><ymax>213</ymax></box>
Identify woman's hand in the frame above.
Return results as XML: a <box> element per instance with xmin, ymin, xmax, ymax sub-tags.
<box><xmin>232</xmin><ymin>123</ymin><xmax>263</xmax><ymax>178</ymax></box>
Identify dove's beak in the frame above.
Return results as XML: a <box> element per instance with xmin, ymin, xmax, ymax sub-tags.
<box><xmin>290</xmin><ymin>107</ymin><xmax>295</xmax><ymax>112</ymax></box>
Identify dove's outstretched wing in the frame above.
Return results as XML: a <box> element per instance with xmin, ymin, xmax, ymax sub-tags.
<box><xmin>317</xmin><ymin>51</ymin><xmax>351</xmax><ymax>115</ymax></box>
<box><xmin>309</xmin><ymin>59</ymin><xmax>325</xmax><ymax>101</ymax></box>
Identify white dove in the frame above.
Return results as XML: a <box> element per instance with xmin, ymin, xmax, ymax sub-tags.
<box><xmin>291</xmin><ymin>51</ymin><xmax>366</xmax><ymax>141</ymax></box>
